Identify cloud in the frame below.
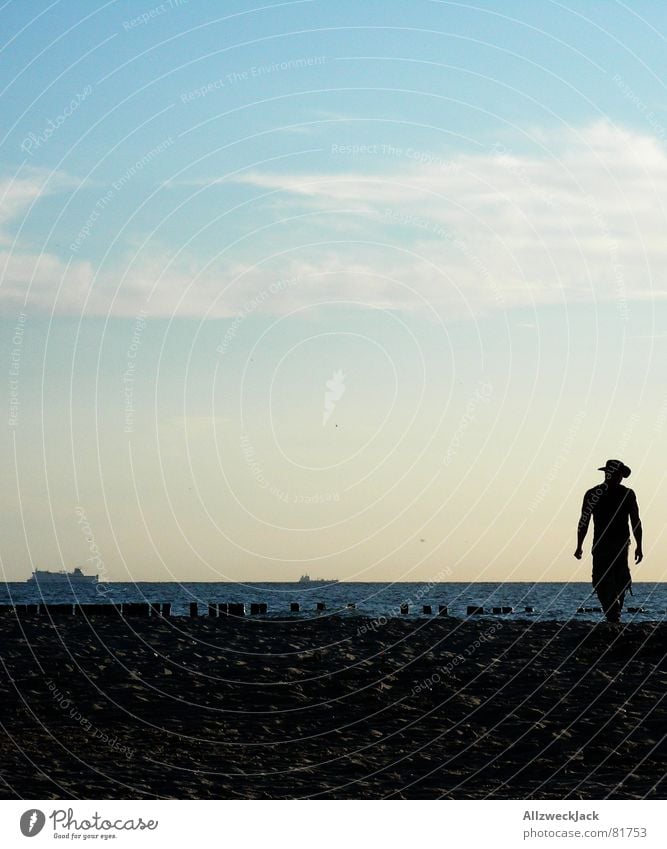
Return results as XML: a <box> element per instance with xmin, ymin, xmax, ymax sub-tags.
<box><xmin>0</xmin><ymin>169</ymin><xmax>94</xmax><ymax>314</ymax></box>
<box><xmin>222</xmin><ymin>120</ymin><xmax>667</xmax><ymax>315</ymax></box>
<box><xmin>1</xmin><ymin>246</ymin><xmax>314</xmax><ymax>318</ymax></box>
<box><xmin>3</xmin><ymin>121</ymin><xmax>667</xmax><ymax>318</ymax></box>
<box><xmin>0</xmin><ymin>250</ymin><xmax>94</xmax><ymax>312</ymax></box>
<box><xmin>0</xmin><ymin>168</ymin><xmax>81</xmax><ymax>244</ymax></box>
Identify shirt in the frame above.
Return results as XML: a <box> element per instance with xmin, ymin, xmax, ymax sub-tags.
<box><xmin>578</xmin><ymin>483</ymin><xmax>639</xmax><ymax>551</ymax></box>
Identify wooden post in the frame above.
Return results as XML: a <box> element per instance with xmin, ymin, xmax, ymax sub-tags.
<box><xmin>189</xmin><ymin>602</ymin><xmax>198</xmax><ymax>617</ymax></box>
<box><xmin>525</xmin><ymin>606</ymin><xmax>535</xmax><ymax>613</ymax></box>
<box><xmin>217</xmin><ymin>603</ymin><xmax>228</xmax><ymax>616</ymax></box>
<box><xmin>150</xmin><ymin>603</ymin><xmax>160</xmax><ymax>617</ymax></box>
<box><xmin>161</xmin><ymin>603</ymin><xmax>171</xmax><ymax>617</ymax></box>
<box><xmin>422</xmin><ymin>605</ymin><xmax>432</xmax><ymax>615</ymax></box>
<box><xmin>467</xmin><ymin>606</ymin><xmax>484</xmax><ymax>615</ymax></box>
<box><xmin>290</xmin><ymin>602</ymin><xmax>300</xmax><ymax>613</ymax></box>
<box><xmin>208</xmin><ymin>602</ymin><xmax>217</xmax><ymax>617</ymax></box>
<box><xmin>438</xmin><ymin>605</ymin><xmax>448</xmax><ymax>616</ymax></box>
<box><xmin>250</xmin><ymin>603</ymin><xmax>261</xmax><ymax>615</ymax></box>
<box><xmin>228</xmin><ymin>602</ymin><xmax>244</xmax><ymax>617</ymax></box>
<box><xmin>316</xmin><ymin>602</ymin><xmax>326</xmax><ymax>611</ymax></box>
<box><xmin>400</xmin><ymin>603</ymin><xmax>409</xmax><ymax>615</ymax></box>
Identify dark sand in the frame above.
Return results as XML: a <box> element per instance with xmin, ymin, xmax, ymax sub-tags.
<box><xmin>0</xmin><ymin>613</ymin><xmax>664</xmax><ymax>799</ymax></box>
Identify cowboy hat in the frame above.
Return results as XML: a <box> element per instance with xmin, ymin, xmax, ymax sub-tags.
<box><xmin>598</xmin><ymin>459</ymin><xmax>631</xmax><ymax>478</ymax></box>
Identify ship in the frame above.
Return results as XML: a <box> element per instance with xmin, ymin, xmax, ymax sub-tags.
<box><xmin>27</xmin><ymin>567</ymin><xmax>98</xmax><ymax>584</ymax></box>
<box><xmin>298</xmin><ymin>574</ymin><xmax>338</xmax><ymax>584</ymax></box>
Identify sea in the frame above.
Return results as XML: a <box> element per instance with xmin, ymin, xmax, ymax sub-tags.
<box><xmin>1</xmin><ymin>581</ymin><xmax>665</xmax><ymax>622</ymax></box>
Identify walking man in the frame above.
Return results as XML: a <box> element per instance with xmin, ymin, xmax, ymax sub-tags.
<box><xmin>574</xmin><ymin>459</ymin><xmax>643</xmax><ymax>622</ymax></box>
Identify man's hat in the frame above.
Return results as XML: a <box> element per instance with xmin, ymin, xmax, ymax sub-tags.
<box><xmin>598</xmin><ymin>458</ymin><xmax>631</xmax><ymax>478</ymax></box>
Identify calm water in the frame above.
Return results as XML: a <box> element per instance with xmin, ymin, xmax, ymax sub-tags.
<box><xmin>0</xmin><ymin>582</ymin><xmax>665</xmax><ymax>622</ymax></box>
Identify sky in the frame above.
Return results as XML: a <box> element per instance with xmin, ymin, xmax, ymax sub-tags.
<box><xmin>2</xmin><ymin>0</ymin><xmax>667</xmax><ymax>583</ymax></box>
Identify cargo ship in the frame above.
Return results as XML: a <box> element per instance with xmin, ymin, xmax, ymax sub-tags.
<box><xmin>298</xmin><ymin>574</ymin><xmax>338</xmax><ymax>584</ymax></box>
<box><xmin>27</xmin><ymin>567</ymin><xmax>98</xmax><ymax>584</ymax></box>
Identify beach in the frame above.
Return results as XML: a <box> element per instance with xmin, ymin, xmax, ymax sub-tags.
<box><xmin>0</xmin><ymin>613</ymin><xmax>664</xmax><ymax>799</ymax></box>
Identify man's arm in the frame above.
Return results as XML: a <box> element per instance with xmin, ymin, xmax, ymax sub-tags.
<box><xmin>629</xmin><ymin>490</ymin><xmax>643</xmax><ymax>563</ymax></box>
<box><xmin>574</xmin><ymin>491</ymin><xmax>591</xmax><ymax>559</ymax></box>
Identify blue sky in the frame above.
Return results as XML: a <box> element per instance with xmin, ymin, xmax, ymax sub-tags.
<box><xmin>2</xmin><ymin>0</ymin><xmax>667</xmax><ymax>582</ymax></box>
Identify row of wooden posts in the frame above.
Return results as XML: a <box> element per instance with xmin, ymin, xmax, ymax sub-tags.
<box><xmin>1</xmin><ymin>602</ymin><xmax>646</xmax><ymax>618</ymax></box>
<box><xmin>2</xmin><ymin>602</ymin><xmax>536</xmax><ymax>617</ymax></box>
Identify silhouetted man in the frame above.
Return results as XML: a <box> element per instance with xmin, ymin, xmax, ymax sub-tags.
<box><xmin>575</xmin><ymin>459</ymin><xmax>643</xmax><ymax>623</ymax></box>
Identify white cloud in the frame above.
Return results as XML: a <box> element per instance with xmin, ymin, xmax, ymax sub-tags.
<box><xmin>3</xmin><ymin>121</ymin><xmax>667</xmax><ymax>318</ymax></box>
<box><xmin>0</xmin><ymin>168</ymin><xmax>80</xmax><ymax>244</ymax></box>
<box><xmin>0</xmin><ymin>250</ymin><xmax>94</xmax><ymax>312</ymax></box>
<box><xmin>219</xmin><ymin>120</ymin><xmax>667</xmax><ymax>317</ymax></box>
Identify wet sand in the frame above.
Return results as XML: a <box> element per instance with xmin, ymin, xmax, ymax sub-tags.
<box><xmin>0</xmin><ymin>613</ymin><xmax>664</xmax><ymax>799</ymax></box>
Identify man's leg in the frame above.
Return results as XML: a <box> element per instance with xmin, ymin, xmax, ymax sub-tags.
<box><xmin>611</xmin><ymin>546</ymin><xmax>631</xmax><ymax>622</ymax></box>
<box><xmin>592</xmin><ymin>548</ymin><xmax>627</xmax><ymax>622</ymax></box>
<box><xmin>617</xmin><ymin>588</ymin><xmax>626</xmax><ymax>618</ymax></box>
<box><xmin>594</xmin><ymin>571</ymin><xmax>620</xmax><ymax>621</ymax></box>
<box><xmin>612</xmin><ymin>571</ymin><xmax>629</xmax><ymax>622</ymax></box>
<box><xmin>606</xmin><ymin>583</ymin><xmax>623</xmax><ymax>623</ymax></box>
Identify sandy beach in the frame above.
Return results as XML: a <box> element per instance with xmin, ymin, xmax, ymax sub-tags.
<box><xmin>0</xmin><ymin>612</ymin><xmax>664</xmax><ymax>799</ymax></box>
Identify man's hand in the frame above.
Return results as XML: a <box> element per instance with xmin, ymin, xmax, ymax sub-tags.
<box><xmin>635</xmin><ymin>547</ymin><xmax>643</xmax><ymax>564</ymax></box>
<box><xmin>574</xmin><ymin>547</ymin><xmax>583</xmax><ymax>560</ymax></box>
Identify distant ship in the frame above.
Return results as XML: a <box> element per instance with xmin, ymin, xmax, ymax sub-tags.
<box><xmin>298</xmin><ymin>574</ymin><xmax>338</xmax><ymax>584</ymax></box>
<box><xmin>27</xmin><ymin>567</ymin><xmax>98</xmax><ymax>584</ymax></box>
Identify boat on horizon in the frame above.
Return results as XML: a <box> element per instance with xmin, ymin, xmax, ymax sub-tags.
<box><xmin>27</xmin><ymin>567</ymin><xmax>98</xmax><ymax>584</ymax></box>
<box><xmin>298</xmin><ymin>574</ymin><xmax>338</xmax><ymax>584</ymax></box>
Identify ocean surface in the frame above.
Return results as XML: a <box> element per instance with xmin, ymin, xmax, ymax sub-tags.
<box><xmin>1</xmin><ymin>581</ymin><xmax>665</xmax><ymax>622</ymax></box>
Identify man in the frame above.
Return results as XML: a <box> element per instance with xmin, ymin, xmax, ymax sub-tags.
<box><xmin>574</xmin><ymin>459</ymin><xmax>643</xmax><ymax>623</ymax></box>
